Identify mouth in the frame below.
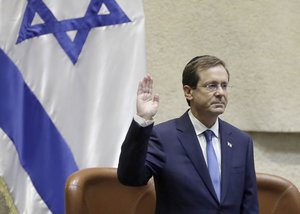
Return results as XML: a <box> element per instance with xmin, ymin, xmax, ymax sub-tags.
<box><xmin>212</xmin><ymin>102</ymin><xmax>225</xmax><ymax>105</ymax></box>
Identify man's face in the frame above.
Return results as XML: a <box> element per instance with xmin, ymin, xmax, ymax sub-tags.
<box><xmin>185</xmin><ymin>65</ymin><xmax>229</xmax><ymax>119</ymax></box>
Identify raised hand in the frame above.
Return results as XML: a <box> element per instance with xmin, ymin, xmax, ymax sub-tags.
<box><xmin>136</xmin><ymin>74</ymin><xmax>159</xmax><ymax>120</ymax></box>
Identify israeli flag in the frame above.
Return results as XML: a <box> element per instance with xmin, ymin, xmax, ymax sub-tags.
<box><xmin>0</xmin><ymin>0</ymin><xmax>146</xmax><ymax>213</ymax></box>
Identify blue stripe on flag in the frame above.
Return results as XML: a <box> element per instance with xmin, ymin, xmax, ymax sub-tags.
<box><xmin>0</xmin><ymin>49</ymin><xmax>78</xmax><ymax>214</ymax></box>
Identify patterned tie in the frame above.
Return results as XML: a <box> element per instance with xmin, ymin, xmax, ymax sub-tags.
<box><xmin>204</xmin><ymin>130</ymin><xmax>221</xmax><ymax>201</ymax></box>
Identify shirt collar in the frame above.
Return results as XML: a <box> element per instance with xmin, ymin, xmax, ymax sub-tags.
<box><xmin>188</xmin><ymin>110</ymin><xmax>219</xmax><ymax>137</ymax></box>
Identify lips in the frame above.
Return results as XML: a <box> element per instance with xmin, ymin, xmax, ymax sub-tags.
<box><xmin>212</xmin><ymin>102</ymin><xmax>225</xmax><ymax>105</ymax></box>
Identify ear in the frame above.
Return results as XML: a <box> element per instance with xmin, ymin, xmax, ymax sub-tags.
<box><xmin>183</xmin><ymin>85</ymin><xmax>193</xmax><ymax>102</ymax></box>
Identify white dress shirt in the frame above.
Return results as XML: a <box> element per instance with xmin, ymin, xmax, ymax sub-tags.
<box><xmin>134</xmin><ymin>114</ymin><xmax>154</xmax><ymax>127</ymax></box>
<box><xmin>188</xmin><ymin>110</ymin><xmax>221</xmax><ymax>175</ymax></box>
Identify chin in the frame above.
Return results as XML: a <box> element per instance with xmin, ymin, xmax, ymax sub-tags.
<box><xmin>212</xmin><ymin>108</ymin><xmax>225</xmax><ymax>115</ymax></box>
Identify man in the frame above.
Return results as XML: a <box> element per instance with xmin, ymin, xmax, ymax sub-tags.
<box><xmin>118</xmin><ymin>55</ymin><xmax>258</xmax><ymax>213</ymax></box>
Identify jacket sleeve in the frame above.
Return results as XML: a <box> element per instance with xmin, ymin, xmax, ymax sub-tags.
<box><xmin>241</xmin><ymin>137</ymin><xmax>259</xmax><ymax>214</ymax></box>
<box><xmin>117</xmin><ymin>119</ymin><xmax>155</xmax><ymax>186</ymax></box>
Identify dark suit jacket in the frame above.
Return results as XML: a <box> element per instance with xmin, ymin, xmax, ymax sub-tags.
<box><xmin>118</xmin><ymin>111</ymin><xmax>258</xmax><ymax>214</ymax></box>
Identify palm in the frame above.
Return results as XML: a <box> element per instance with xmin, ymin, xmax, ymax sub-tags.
<box><xmin>136</xmin><ymin>75</ymin><xmax>159</xmax><ymax>120</ymax></box>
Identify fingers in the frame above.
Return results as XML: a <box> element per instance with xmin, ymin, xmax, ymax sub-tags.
<box><xmin>137</xmin><ymin>74</ymin><xmax>153</xmax><ymax>95</ymax></box>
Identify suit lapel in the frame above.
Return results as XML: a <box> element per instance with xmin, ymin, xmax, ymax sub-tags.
<box><xmin>176</xmin><ymin>112</ymin><xmax>219</xmax><ymax>202</ymax></box>
<box><xmin>219</xmin><ymin>119</ymin><xmax>234</xmax><ymax>203</ymax></box>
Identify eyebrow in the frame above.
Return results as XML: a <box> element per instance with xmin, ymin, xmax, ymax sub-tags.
<box><xmin>203</xmin><ymin>80</ymin><xmax>228</xmax><ymax>85</ymax></box>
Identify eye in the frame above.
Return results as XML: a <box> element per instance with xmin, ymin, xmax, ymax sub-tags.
<box><xmin>221</xmin><ymin>83</ymin><xmax>228</xmax><ymax>89</ymax></box>
<box><xmin>207</xmin><ymin>83</ymin><xmax>218</xmax><ymax>90</ymax></box>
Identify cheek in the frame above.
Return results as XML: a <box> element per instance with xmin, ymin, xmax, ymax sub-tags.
<box><xmin>197</xmin><ymin>95</ymin><xmax>211</xmax><ymax>103</ymax></box>
<box><xmin>224</xmin><ymin>94</ymin><xmax>229</xmax><ymax>102</ymax></box>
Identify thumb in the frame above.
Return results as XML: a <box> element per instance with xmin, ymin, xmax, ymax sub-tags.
<box><xmin>153</xmin><ymin>94</ymin><xmax>160</xmax><ymax>104</ymax></box>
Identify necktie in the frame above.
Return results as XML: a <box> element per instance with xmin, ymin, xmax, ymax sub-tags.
<box><xmin>204</xmin><ymin>130</ymin><xmax>221</xmax><ymax>201</ymax></box>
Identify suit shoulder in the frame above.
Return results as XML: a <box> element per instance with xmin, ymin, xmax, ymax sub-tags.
<box><xmin>153</xmin><ymin>118</ymin><xmax>177</xmax><ymax>131</ymax></box>
<box><xmin>220</xmin><ymin>119</ymin><xmax>252</xmax><ymax>139</ymax></box>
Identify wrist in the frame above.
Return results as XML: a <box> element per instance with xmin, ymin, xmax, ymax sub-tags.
<box><xmin>134</xmin><ymin>114</ymin><xmax>154</xmax><ymax>127</ymax></box>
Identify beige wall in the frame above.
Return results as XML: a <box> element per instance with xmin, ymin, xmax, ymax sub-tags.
<box><xmin>144</xmin><ymin>0</ymin><xmax>300</xmax><ymax>188</ymax></box>
<box><xmin>251</xmin><ymin>132</ymin><xmax>300</xmax><ymax>189</ymax></box>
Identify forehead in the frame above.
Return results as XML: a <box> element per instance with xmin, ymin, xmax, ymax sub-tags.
<box><xmin>197</xmin><ymin>65</ymin><xmax>229</xmax><ymax>83</ymax></box>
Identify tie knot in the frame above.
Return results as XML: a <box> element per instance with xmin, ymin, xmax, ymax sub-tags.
<box><xmin>203</xmin><ymin>130</ymin><xmax>214</xmax><ymax>142</ymax></box>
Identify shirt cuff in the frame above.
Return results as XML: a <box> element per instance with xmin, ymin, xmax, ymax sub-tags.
<box><xmin>134</xmin><ymin>114</ymin><xmax>154</xmax><ymax>127</ymax></box>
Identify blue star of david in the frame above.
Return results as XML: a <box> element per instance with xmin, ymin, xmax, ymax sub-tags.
<box><xmin>17</xmin><ymin>0</ymin><xmax>131</xmax><ymax>64</ymax></box>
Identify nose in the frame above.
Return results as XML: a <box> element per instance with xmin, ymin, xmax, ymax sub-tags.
<box><xmin>215</xmin><ymin>85</ymin><xmax>226</xmax><ymax>94</ymax></box>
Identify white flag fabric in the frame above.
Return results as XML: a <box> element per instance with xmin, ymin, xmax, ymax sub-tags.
<box><xmin>0</xmin><ymin>0</ymin><xmax>146</xmax><ymax>213</ymax></box>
